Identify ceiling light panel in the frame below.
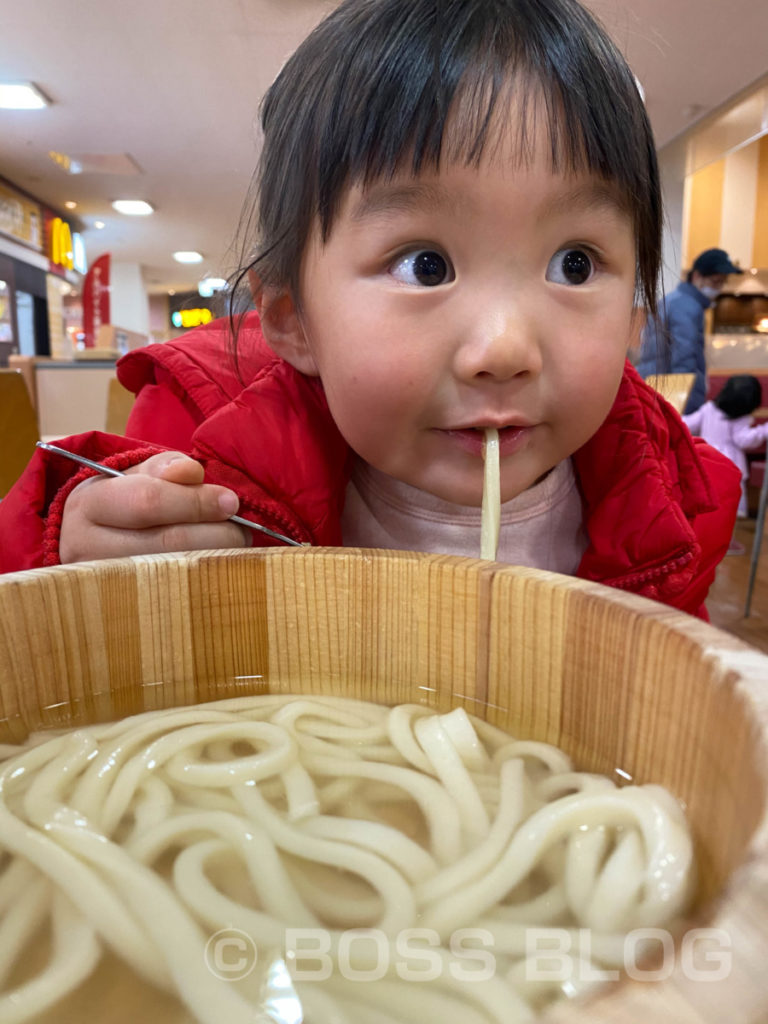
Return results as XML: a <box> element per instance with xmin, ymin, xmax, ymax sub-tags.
<box><xmin>112</xmin><ymin>200</ymin><xmax>154</xmax><ymax>216</ymax></box>
<box><xmin>0</xmin><ymin>82</ymin><xmax>50</xmax><ymax>109</ymax></box>
<box><xmin>173</xmin><ymin>251</ymin><xmax>204</xmax><ymax>264</ymax></box>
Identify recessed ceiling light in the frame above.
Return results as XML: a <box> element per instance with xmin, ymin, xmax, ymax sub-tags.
<box><xmin>93</xmin><ymin>220</ymin><xmax>105</xmax><ymax>229</ymax></box>
<box><xmin>173</xmin><ymin>251</ymin><xmax>204</xmax><ymax>264</ymax></box>
<box><xmin>112</xmin><ymin>200</ymin><xmax>154</xmax><ymax>216</ymax></box>
<box><xmin>64</xmin><ymin>200</ymin><xmax>77</xmax><ymax>210</ymax></box>
<box><xmin>168</xmin><ymin>289</ymin><xmax>176</xmax><ymax>296</ymax></box>
<box><xmin>198</xmin><ymin>276</ymin><xmax>227</xmax><ymax>297</ymax></box>
<box><xmin>0</xmin><ymin>82</ymin><xmax>50</xmax><ymax>110</ymax></box>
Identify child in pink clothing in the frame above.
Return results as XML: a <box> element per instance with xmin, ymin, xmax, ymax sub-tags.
<box><xmin>683</xmin><ymin>375</ymin><xmax>768</xmax><ymax>549</ymax></box>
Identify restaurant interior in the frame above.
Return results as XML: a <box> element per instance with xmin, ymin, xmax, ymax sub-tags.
<box><xmin>1</xmin><ymin>1</ymin><xmax>766</xmax><ymax>648</ymax></box>
<box><xmin>2</xmin><ymin>4</ymin><xmax>768</xmax><ymax>1024</ymax></box>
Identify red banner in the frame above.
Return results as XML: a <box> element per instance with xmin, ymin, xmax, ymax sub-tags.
<box><xmin>82</xmin><ymin>253</ymin><xmax>111</xmax><ymax>347</ymax></box>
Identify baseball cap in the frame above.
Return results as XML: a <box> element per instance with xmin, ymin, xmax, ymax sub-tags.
<box><xmin>691</xmin><ymin>248</ymin><xmax>744</xmax><ymax>276</ymax></box>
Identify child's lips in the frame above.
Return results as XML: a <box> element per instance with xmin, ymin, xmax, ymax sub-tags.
<box><xmin>441</xmin><ymin>424</ymin><xmax>533</xmax><ymax>456</ymax></box>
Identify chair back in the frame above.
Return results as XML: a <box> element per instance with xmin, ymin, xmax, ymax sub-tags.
<box><xmin>105</xmin><ymin>376</ymin><xmax>135</xmax><ymax>435</ymax></box>
<box><xmin>7</xmin><ymin>355</ymin><xmax>38</xmax><ymax>413</ymax></box>
<box><xmin>646</xmin><ymin>373</ymin><xmax>696</xmax><ymax>414</ymax></box>
<box><xmin>0</xmin><ymin>369</ymin><xmax>39</xmax><ymax>497</ymax></box>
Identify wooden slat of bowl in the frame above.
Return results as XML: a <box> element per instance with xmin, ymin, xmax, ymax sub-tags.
<box><xmin>1</xmin><ymin>547</ymin><xmax>768</xmax><ymax>1023</ymax></box>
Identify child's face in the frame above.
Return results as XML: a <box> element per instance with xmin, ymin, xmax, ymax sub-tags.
<box><xmin>290</xmin><ymin>129</ymin><xmax>637</xmax><ymax>506</ymax></box>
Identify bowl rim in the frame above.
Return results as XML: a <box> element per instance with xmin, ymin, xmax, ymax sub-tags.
<box><xmin>2</xmin><ymin>546</ymin><xmax>768</xmax><ymax>1023</ymax></box>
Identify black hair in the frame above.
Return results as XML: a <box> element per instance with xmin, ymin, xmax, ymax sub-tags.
<box><xmin>715</xmin><ymin>375</ymin><xmax>763</xmax><ymax>419</ymax></box>
<box><xmin>230</xmin><ymin>0</ymin><xmax>661</xmax><ymax>321</ymax></box>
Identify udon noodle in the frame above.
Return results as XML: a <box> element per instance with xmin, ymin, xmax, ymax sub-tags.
<box><xmin>481</xmin><ymin>428</ymin><xmax>500</xmax><ymax>561</ymax></box>
<box><xmin>0</xmin><ymin>695</ymin><xmax>694</xmax><ymax>1023</ymax></box>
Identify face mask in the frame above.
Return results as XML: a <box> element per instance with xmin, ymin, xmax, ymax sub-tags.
<box><xmin>699</xmin><ymin>285</ymin><xmax>720</xmax><ymax>301</ymax></box>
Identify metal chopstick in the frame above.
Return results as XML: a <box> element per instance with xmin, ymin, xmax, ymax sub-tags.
<box><xmin>36</xmin><ymin>441</ymin><xmax>304</xmax><ymax>547</ymax></box>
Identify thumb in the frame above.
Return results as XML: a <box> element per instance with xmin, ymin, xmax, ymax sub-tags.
<box><xmin>132</xmin><ymin>451</ymin><xmax>205</xmax><ymax>484</ymax></box>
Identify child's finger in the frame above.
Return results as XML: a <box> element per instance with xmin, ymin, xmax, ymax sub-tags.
<box><xmin>65</xmin><ymin>520</ymin><xmax>249</xmax><ymax>561</ymax></box>
<box><xmin>73</xmin><ymin>474</ymin><xmax>239</xmax><ymax>530</ymax></box>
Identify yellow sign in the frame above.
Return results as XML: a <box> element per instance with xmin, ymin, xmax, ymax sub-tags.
<box><xmin>49</xmin><ymin>217</ymin><xmax>74</xmax><ymax>270</ymax></box>
<box><xmin>172</xmin><ymin>308</ymin><xmax>213</xmax><ymax>329</ymax></box>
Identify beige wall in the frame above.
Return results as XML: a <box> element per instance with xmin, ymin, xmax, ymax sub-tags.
<box><xmin>665</xmin><ymin>78</ymin><xmax>768</xmax><ymax>278</ymax></box>
<box><xmin>684</xmin><ymin>136</ymin><xmax>768</xmax><ymax>272</ymax></box>
<box><xmin>657</xmin><ymin>135</ymin><xmax>688</xmax><ymax>293</ymax></box>
<box><xmin>721</xmin><ymin>144</ymin><xmax>759</xmax><ymax>268</ymax></box>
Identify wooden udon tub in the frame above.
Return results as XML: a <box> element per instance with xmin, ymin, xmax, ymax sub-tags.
<box><xmin>1</xmin><ymin>547</ymin><xmax>767</xmax><ymax>1023</ymax></box>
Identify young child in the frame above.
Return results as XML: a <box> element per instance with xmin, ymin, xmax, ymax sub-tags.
<box><xmin>0</xmin><ymin>0</ymin><xmax>740</xmax><ymax>620</ymax></box>
<box><xmin>683</xmin><ymin>375</ymin><xmax>768</xmax><ymax>550</ymax></box>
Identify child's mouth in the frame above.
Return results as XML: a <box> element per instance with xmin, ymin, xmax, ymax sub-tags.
<box><xmin>442</xmin><ymin>424</ymin><xmax>532</xmax><ymax>457</ymax></box>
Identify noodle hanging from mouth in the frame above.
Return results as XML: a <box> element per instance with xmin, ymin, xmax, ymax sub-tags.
<box><xmin>481</xmin><ymin>428</ymin><xmax>500</xmax><ymax>560</ymax></box>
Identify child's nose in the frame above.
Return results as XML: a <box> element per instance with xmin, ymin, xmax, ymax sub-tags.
<box><xmin>453</xmin><ymin>307</ymin><xmax>543</xmax><ymax>383</ymax></box>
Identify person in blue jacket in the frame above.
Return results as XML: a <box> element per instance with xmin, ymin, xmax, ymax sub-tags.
<box><xmin>635</xmin><ymin>248</ymin><xmax>743</xmax><ymax>414</ymax></box>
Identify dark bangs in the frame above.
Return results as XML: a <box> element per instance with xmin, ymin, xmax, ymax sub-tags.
<box><xmin>237</xmin><ymin>0</ymin><xmax>660</xmax><ymax>315</ymax></box>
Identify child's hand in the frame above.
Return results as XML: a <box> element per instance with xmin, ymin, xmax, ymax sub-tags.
<box><xmin>58</xmin><ymin>452</ymin><xmax>248</xmax><ymax>563</ymax></box>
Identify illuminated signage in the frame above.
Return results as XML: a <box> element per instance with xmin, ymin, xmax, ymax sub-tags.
<box><xmin>171</xmin><ymin>308</ymin><xmax>213</xmax><ymax>329</ymax></box>
<box><xmin>168</xmin><ymin>290</ymin><xmax>218</xmax><ymax>331</ymax></box>
<box><xmin>72</xmin><ymin>233</ymin><xmax>87</xmax><ymax>275</ymax></box>
<box><xmin>48</xmin><ymin>150</ymin><xmax>73</xmax><ymax>173</ymax></box>
<box><xmin>49</xmin><ymin>216</ymin><xmax>74</xmax><ymax>270</ymax></box>
<box><xmin>0</xmin><ymin>181</ymin><xmax>43</xmax><ymax>250</ymax></box>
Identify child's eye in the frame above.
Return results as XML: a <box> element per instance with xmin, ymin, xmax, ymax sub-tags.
<box><xmin>389</xmin><ymin>249</ymin><xmax>453</xmax><ymax>287</ymax></box>
<box><xmin>546</xmin><ymin>248</ymin><xmax>596</xmax><ymax>286</ymax></box>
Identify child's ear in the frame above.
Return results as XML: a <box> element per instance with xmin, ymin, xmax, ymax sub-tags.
<box><xmin>252</xmin><ymin>276</ymin><xmax>319</xmax><ymax>377</ymax></box>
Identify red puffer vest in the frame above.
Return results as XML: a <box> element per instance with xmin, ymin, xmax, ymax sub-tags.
<box><xmin>0</xmin><ymin>313</ymin><xmax>740</xmax><ymax>618</ymax></box>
